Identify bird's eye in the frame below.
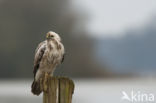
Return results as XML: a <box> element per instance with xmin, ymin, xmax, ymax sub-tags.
<box><xmin>50</xmin><ymin>35</ymin><xmax>54</xmax><ymax>37</ymax></box>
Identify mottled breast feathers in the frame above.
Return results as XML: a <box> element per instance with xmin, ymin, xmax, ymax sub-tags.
<box><xmin>33</xmin><ymin>40</ymin><xmax>65</xmax><ymax>78</ymax></box>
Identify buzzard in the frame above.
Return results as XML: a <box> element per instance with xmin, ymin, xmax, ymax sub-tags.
<box><xmin>31</xmin><ymin>31</ymin><xmax>65</xmax><ymax>95</ymax></box>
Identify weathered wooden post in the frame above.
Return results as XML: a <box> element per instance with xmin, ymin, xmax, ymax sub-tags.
<box><xmin>42</xmin><ymin>74</ymin><xmax>74</xmax><ymax>103</ymax></box>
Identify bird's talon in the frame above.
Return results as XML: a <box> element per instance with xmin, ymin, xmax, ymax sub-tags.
<box><xmin>40</xmin><ymin>78</ymin><xmax>43</xmax><ymax>91</ymax></box>
<box><xmin>43</xmin><ymin>72</ymin><xmax>49</xmax><ymax>92</ymax></box>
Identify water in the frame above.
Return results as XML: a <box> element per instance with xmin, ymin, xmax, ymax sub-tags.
<box><xmin>0</xmin><ymin>78</ymin><xmax>156</xmax><ymax>103</ymax></box>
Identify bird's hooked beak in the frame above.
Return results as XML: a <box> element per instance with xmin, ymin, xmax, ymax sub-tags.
<box><xmin>46</xmin><ymin>33</ymin><xmax>54</xmax><ymax>40</ymax></box>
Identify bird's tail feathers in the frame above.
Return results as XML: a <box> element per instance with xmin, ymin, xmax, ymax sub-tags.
<box><xmin>31</xmin><ymin>80</ymin><xmax>42</xmax><ymax>95</ymax></box>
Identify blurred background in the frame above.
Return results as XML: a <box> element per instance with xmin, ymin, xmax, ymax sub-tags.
<box><xmin>0</xmin><ymin>0</ymin><xmax>156</xmax><ymax>103</ymax></box>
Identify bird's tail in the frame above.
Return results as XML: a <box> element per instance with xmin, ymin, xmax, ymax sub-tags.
<box><xmin>31</xmin><ymin>80</ymin><xmax>42</xmax><ymax>95</ymax></box>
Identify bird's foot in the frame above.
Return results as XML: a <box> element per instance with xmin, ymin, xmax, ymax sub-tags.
<box><xmin>39</xmin><ymin>78</ymin><xmax>43</xmax><ymax>91</ymax></box>
<box><xmin>43</xmin><ymin>72</ymin><xmax>49</xmax><ymax>92</ymax></box>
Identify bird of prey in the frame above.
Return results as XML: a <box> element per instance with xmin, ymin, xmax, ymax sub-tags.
<box><xmin>31</xmin><ymin>31</ymin><xmax>65</xmax><ymax>95</ymax></box>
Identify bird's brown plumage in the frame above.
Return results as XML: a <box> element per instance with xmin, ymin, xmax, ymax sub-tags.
<box><xmin>31</xmin><ymin>31</ymin><xmax>65</xmax><ymax>95</ymax></box>
<box><xmin>33</xmin><ymin>41</ymin><xmax>46</xmax><ymax>78</ymax></box>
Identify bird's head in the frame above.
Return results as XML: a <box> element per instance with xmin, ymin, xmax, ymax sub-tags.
<box><xmin>46</xmin><ymin>31</ymin><xmax>61</xmax><ymax>41</ymax></box>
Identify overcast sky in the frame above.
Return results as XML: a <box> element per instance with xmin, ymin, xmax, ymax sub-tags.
<box><xmin>72</xmin><ymin>0</ymin><xmax>156</xmax><ymax>38</ymax></box>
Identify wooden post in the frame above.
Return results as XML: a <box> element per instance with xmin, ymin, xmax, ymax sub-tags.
<box><xmin>42</xmin><ymin>76</ymin><xmax>74</xmax><ymax>103</ymax></box>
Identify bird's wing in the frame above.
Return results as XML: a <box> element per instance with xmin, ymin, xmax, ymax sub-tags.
<box><xmin>33</xmin><ymin>41</ymin><xmax>46</xmax><ymax>77</ymax></box>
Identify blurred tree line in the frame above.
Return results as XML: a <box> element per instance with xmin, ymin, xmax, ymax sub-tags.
<box><xmin>96</xmin><ymin>15</ymin><xmax>156</xmax><ymax>74</ymax></box>
<box><xmin>0</xmin><ymin>0</ymin><xmax>110</xmax><ymax>78</ymax></box>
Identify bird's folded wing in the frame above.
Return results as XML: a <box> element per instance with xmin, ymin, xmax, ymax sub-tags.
<box><xmin>33</xmin><ymin>41</ymin><xmax>46</xmax><ymax>77</ymax></box>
